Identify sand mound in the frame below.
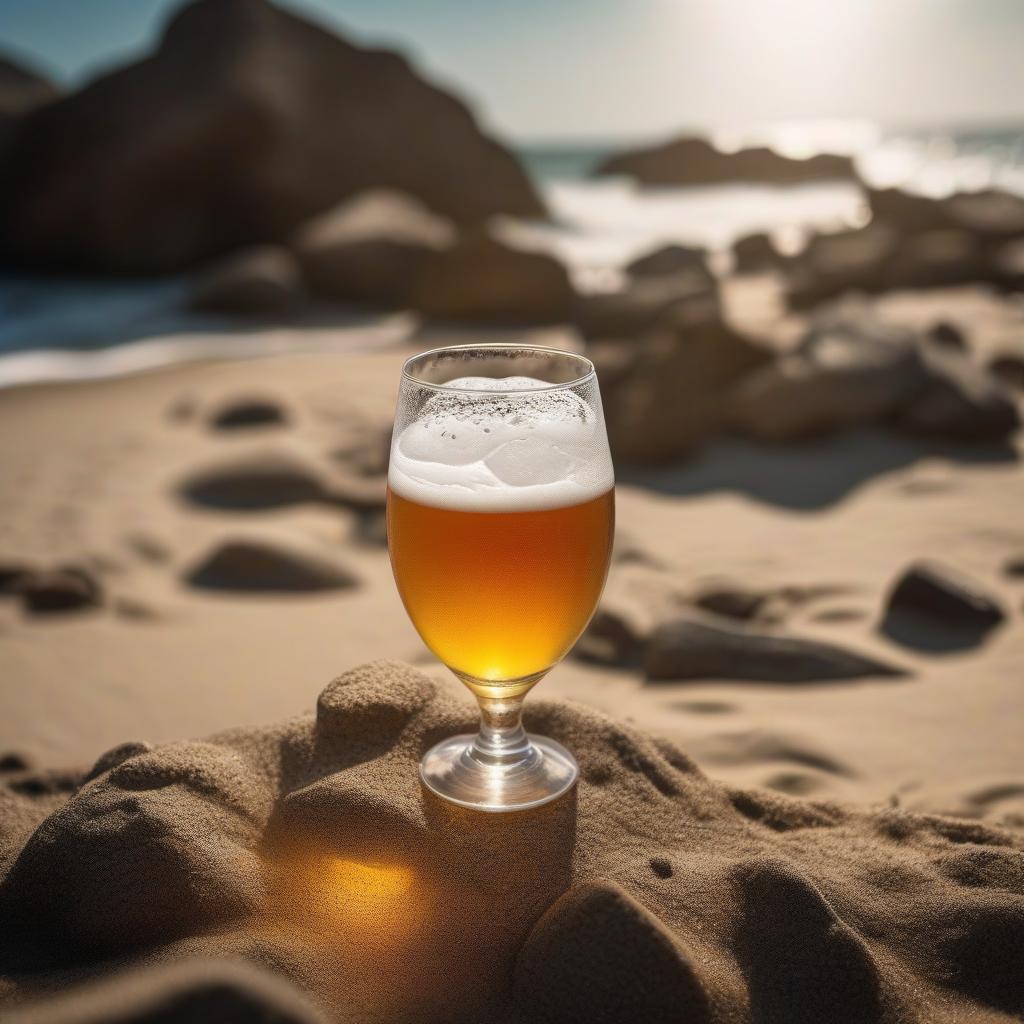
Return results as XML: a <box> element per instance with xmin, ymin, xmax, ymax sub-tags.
<box><xmin>1</xmin><ymin>660</ymin><xmax>1022</xmax><ymax>1022</ymax></box>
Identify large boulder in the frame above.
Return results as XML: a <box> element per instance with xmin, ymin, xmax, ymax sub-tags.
<box><xmin>0</xmin><ymin>54</ymin><xmax>59</xmax><ymax>119</ymax></box>
<box><xmin>0</xmin><ymin>0</ymin><xmax>543</xmax><ymax>273</ymax></box>
<box><xmin>409</xmin><ymin>229</ymin><xmax>574</xmax><ymax>324</ymax></box>
<box><xmin>785</xmin><ymin>225</ymin><xmax>899</xmax><ymax>309</ymax></box>
<box><xmin>732</xmin><ymin>232</ymin><xmax>787</xmax><ymax>274</ymax></box>
<box><xmin>728</xmin><ymin>318</ymin><xmax>929</xmax><ymax>443</ymax></box>
<box><xmin>866</xmin><ymin>186</ymin><xmax>1024</xmax><ymax>244</ymax></box>
<box><xmin>575</xmin><ymin>266</ymin><xmax>718</xmax><ymax>341</ymax></box>
<box><xmin>625</xmin><ymin>244</ymin><xmax>708</xmax><ymax>278</ymax></box>
<box><xmin>892</xmin><ymin>347</ymin><xmax>1021</xmax><ymax>442</ymax></box>
<box><xmin>292</xmin><ymin>189</ymin><xmax>455</xmax><ymax>306</ymax></box>
<box><xmin>729</xmin><ymin>316</ymin><xmax>1021</xmax><ymax>444</ymax></box>
<box><xmin>596</xmin><ymin>135</ymin><xmax>855</xmax><ymax>186</ymax></box>
<box><xmin>603</xmin><ymin>304</ymin><xmax>771</xmax><ymax>464</ymax></box>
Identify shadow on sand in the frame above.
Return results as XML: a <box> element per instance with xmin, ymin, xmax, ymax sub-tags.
<box><xmin>618</xmin><ymin>428</ymin><xmax>1019</xmax><ymax>511</ymax></box>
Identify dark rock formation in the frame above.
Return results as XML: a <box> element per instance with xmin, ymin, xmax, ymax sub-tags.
<box><xmin>575</xmin><ymin>266</ymin><xmax>718</xmax><ymax>341</ymax></box>
<box><xmin>596</xmin><ymin>135</ymin><xmax>855</xmax><ymax>186</ymax></box>
<box><xmin>0</xmin><ymin>0</ymin><xmax>543</xmax><ymax>273</ymax></box>
<box><xmin>645</xmin><ymin>615</ymin><xmax>905</xmax><ymax>683</ymax></box>
<box><xmin>19</xmin><ymin>568</ymin><xmax>102</xmax><ymax>614</ymax></box>
<box><xmin>0</xmin><ymin>53</ymin><xmax>59</xmax><ymax>119</ymax></box>
<box><xmin>185</xmin><ymin>535</ymin><xmax>358</xmax><ymax>592</ymax></box>
<box><xmin>625</xmin><ymin>243</ymin><xmax>708</xmax><ymax>278</ymax></box>
<box><xmin>409</xmin><ymin>228</ymin><xmax>574</xmax><ymax>324</ymax></box>
<box><xmin>602</xmin><ymin>304</ymin><xmax>771</xmax><ymax>464</ymax></box>
<box><xmin>292</xmin><ymin>189</ymin><xmax>455</xmax><ymax>306</ymax></box>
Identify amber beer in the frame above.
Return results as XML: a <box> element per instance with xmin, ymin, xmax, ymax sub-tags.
<box><xmin>387</xmin><ymin>487</ymin><xmax>614</xmax><ymax>697</ymax></box>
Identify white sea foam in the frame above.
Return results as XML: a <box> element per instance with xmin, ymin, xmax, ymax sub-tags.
<box><xmin>388</xmin><ymin>375</ymin><xmax>614</xmax><ymax>512</ymax></box>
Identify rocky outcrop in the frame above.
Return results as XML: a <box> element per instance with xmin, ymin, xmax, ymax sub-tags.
<box><xmin>728</xmin><ymin>315</ymin><xmax>1021</xmax><ymax>444</ymax></box>
<box><xmin>292</xmin><ymin>189</ymin><xmax>455</xmax><ymax>306</ymax></box>
<box><xmin>601</xmin><ymin>304</ymin><xmax>771</xmax><ymax>464</ymax></box>
<box><xmin>596</xmin><ymin>136</ymin><xmax>855</xmax><ymax>187</ymax></box>
<box><xmin>0</xmin><ymin>0</ymin><xmax>543</xmax><ymax>273</ymax></box>
<box><xmin>0</xmin><ymin>53</ymin><xmax>59</xmax><ymax>119</ymax></box>
<box><xmin>409</xmin><ymin>229</ymin><xmax>574</xmax><ymax>324</ymax></box>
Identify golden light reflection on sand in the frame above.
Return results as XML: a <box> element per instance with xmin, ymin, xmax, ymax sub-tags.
<box><xmin>266</xmin><ymin>847</ymin><xmax>429</xmax><ymax>955</ymax></box>
<box><xmin>317</xmin><ymin>856</ymin><xmax>417</xmax><ymax>929</ymax></box>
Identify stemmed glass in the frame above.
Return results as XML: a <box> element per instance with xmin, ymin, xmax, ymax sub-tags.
<box><xmin>386</xmin><ymin>344</ymin><xmax>615</xmax><ymax>811</ymax></box>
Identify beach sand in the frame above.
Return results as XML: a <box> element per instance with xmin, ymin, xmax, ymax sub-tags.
<box><xmin>0</xmin><ymin>324</ymin><xmax>1023</xmax><ymax>1021</ymax></box>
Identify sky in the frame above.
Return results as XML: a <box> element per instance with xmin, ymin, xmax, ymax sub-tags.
<box><xmin>2</xmin><ymin>0</ymin><xmax>1024</xmax><ymax>141</ymax></box>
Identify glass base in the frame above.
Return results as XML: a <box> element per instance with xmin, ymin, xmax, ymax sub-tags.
<box><xmin>419</xmin><ymin>733</ymin><xmax>578</xmax><ymax>812</ymax></box>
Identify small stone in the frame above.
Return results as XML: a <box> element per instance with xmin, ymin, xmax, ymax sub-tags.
<box><xmin>885</xmin><ymin>562</ymin><xmax>1006</xmax><ymax>631</ymax></box>
<box><xmin>19</xmin><ymin>568</ymin><xmax>102</xmax><ymax>613</ymax></box>
<box><xmin>186</xmin><ymin>536</ymin><xmax>359</xmax><ymax>593</ymax></box>
<box><xmin>209</xmin><ymin>398</ymin><xmax>288</xmax><ymax>430</ymax></box>
<box><xmin>926</xmin><ymin>321</ymin><xmax>967</xmax><ymax>352</ymax></box>
<box><xmin>645</xmin><ymin>615</ymin><xmax>905</xmax><ymax>683</ymax></box>
<box><xmin>650</xmin><ymin>857</ymin><xmax>673</xmax><ymax>879</ymax></box>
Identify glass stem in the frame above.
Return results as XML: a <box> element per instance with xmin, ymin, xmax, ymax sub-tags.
<box><xmin>469</xmin><ymin>694</ymin><xmax>534</xmax><ymax>768</ymax></box>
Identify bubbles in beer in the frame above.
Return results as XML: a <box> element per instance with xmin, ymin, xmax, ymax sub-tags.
<box><xmin>388</xmin><ymin>375</ymin><xmax>614</xmax><ymax>511</ymax></box>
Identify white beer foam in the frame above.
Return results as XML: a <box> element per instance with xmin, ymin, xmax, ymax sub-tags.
<box><xmin>388</xmin><ymin>376</ymin><xmax>615</xmax><ymax>512</ymax></box>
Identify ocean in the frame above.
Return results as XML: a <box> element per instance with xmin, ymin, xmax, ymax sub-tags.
<box><xmin>1</xmin><ymin>121</ymin><xmax>1023</xmax><ymax>386</ymax></box>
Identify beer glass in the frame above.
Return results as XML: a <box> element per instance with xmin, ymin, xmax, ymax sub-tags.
<box><xmin>387</xmin><ymin>344</ymin><xmax>614</xmax><ymax>811</ymax></box>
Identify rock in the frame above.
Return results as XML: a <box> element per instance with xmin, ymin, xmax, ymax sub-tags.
<box><xmin>574</xmin><ymin>604</ymin><xmax>648</xmax><ymax>669</ymax></box>
<box><xmin>926</xmin><ymin>321</ymin><xmax>968</xmax><ymax>352</ymax></box>
<box><xmin>185</xmin><ymin>535</ymin><xmax>358</xmax><ymax>592</ymax></box>
<box><xmin>604</xmin><ymin>305</ymin><xmax>771</xmax><ymax>463</ymax></box>
<box><xmin>945</xmin><ymin>188</ymin><xmax>1024</xmax><ymax>240</ymax></box>
<box><xmin>0</xmin><ymin>54</ymin><xmax>59</xmax><ymax>118</ymax></box>
<box><xmin>0</xmin><ymin>561</ymin><xmax>33</xmax><ymax>594</ymax></box>
<box><xmin>732</xmin><ymin>232</ymin><xmax>785</xmax><ymax>274</ymax></box>
<box><xmin>728</xmin><ymin>317</ymin><xmax>929</xmax><ymax>443</ymax></box>
<box><xmin>409</xmin><ymin>229</ymin><xmax>574</xmax><ymax>324</ymax></box>
<box><xmin>785</xmin><ymin>225</ymin><xmax>899</xmax><ymax>309</ymax></box>
<box><xmin>575</xmin><ymin>267</ymin><xmax>718</xmax><ymax>340</ymax></box>
<box><xmin>19</xmin><ymin>568</ymin><xmax>102</xmax><ymax>614</ymax></box>
<box><xmin>867</xmin><ymin>186</ymin><xmax>1024</xmax><ymax>242</ymax></box>
<box><xmin>866</xmin><ymin>188</ymin><xmax>951</xmax><ymax>234</ymax></box>
<box><xmin>0</xmin><ymin>752</ymin><xmax>31</xmax><ymax>773</ymax></box>
<box><xmin>596</xmin><ymin>135</ymin><xmax>855</xmax><ymax>186</ymax></box>
<box><xmin>1004</xmin><ymin>555</ymin><xmax>1024</xmax><ymax>579</ymax></box>
<box><xmin>988</xmin><ymin>352</ymin><xmax>1024</xmax><ymax>391</ymax></box>
<box><xmin>189</xmin><ymin>246</ymin><xmax>304</xmax><ymax>316</ymax></box>
<box><xmin>292</xmin><ymin>189</ymin><xmax>455</xmax><ymax>306</ymax></box>
<box><xmin>625</xmin><ymin>244</ymin><xmax>708</xmax><ymax>278</ymax></box>
<box><xmin>893</xmin><ymin>348</ymin><xmax>1020</xmax><ymax>442</ymax></box>
<box><xmin>179</xmin><ymin>450</ymin><xmax>331</xmax><ymax>510</ymax></box>
<box><xmin>884</xmin><ymin>561</ymin><xmax>1006</xmax><ymax>632</ymax></box>
<box><xmin>693</xmin><ymin>585</ymin><xmax>768</xmax><ymax>622</ymax></box>
<box><xmin>644</xmin><ymin>615</ymin><xmax>905</xmax><ymax>683</ymax></box>
<box><xmin>0</xmin><ymin>0</ymin><xmax>543</xmax><ymax>273</ymax></box>
<box><xmin>991</xmin><ymin>238</ymin><xmax>1024</xmax><ymax>292</ymax></box>
<box><xmin>208</xmin><ymin>396</ymin><xmax>289</xmax><ymax>430</ymax></box>
<box><xmin>882</xmin><ymin>230</ymin><xmax>989</xmax><ymax>291</ymax></box>
<box><xmin>573</xmin><ymin>568</ymin><xmax>684</xmax><ymax>667</ymax></box>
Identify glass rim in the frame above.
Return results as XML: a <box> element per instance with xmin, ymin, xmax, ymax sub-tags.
<box><xmin>400</xmin><ymin>343</ymin><xmax>596</xmax><ymax>395</ymax></box>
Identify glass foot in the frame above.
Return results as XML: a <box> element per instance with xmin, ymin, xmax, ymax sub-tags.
<box><xmin>419</xmin><ymin>733</ymin><xmax>578</xmax><ymax>812</ymax></box>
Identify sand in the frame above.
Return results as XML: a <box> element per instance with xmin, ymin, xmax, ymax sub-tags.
<box><xmin>0</xmin><ymin>311</ymin><xmax>1023</xmax><ymax>1021</ymax></box>
<box><xmin>1</xmin><ymin>661</ymin><xmax>1023</xmax><ymax>1023</ymax></box>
